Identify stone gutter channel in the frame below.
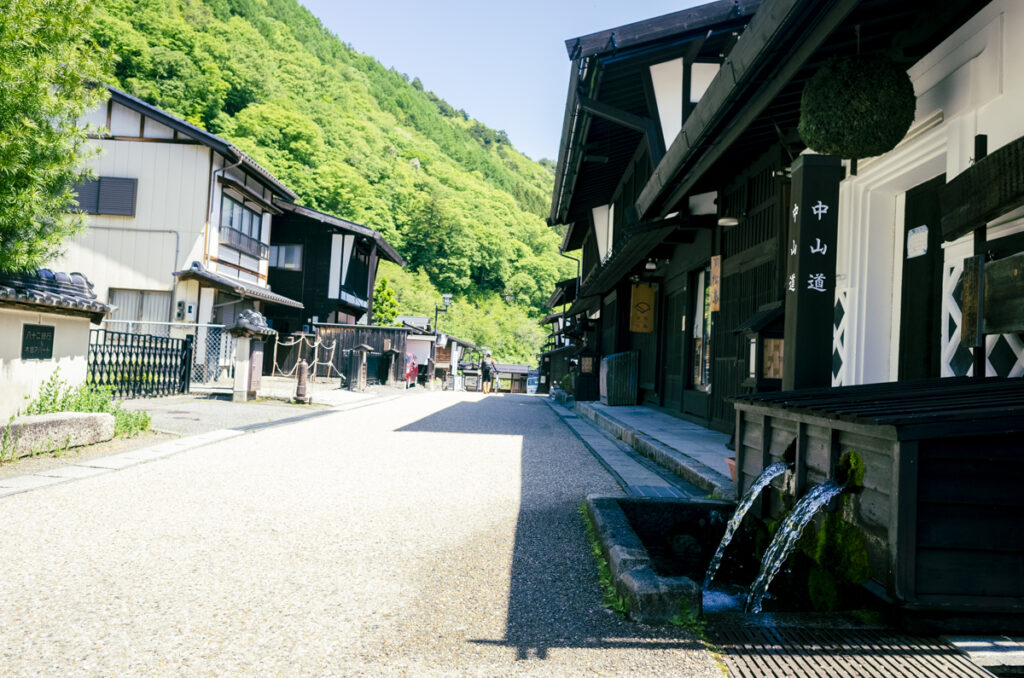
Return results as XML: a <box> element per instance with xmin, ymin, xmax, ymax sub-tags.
<box><xmin>544</xmin><ymin>396</ymin><xmax>735</xmax><ymax>624</ymax></box>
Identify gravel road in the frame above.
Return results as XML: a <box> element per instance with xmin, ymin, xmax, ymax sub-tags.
<box><xmin>0</xmin><ymin>392</ymin><xmax>722</xmax><ymax>676</ymax></box>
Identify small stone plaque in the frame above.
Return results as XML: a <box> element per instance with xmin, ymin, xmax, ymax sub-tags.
<box><xmin>21</xmin><ymin>324</ymin><xmax>54</xmax><ymax>360</ymax></box>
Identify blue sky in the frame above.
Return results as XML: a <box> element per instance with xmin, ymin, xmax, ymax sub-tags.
<box><xmin>298</xmin><ymin>1</ymin><xmax>705</xmax><ymax>162</ymax></box>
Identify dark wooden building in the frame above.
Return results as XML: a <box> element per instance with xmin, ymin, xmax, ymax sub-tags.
<box><xmin>263</xmin><ymin>203</ymin><xmax>404</xmax><ymax>334</ymax></box>
<box><xmin>547</xmin><ymin>0</ymin><xmax>1022</xmax><ymax>626</ymax></box>
<box><xmin>548</xmin><ymin>0</ymin><xmax>983</xmax><ymax>433</ymax></box>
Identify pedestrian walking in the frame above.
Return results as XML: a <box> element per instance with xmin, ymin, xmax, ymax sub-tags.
<box><xmin>480</xmin><ymin>350</ymin><xmax>496</xmax><ymax>393</ymax></box>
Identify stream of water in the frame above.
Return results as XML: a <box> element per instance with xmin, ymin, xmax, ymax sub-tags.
<box><xmin>702</xmin><ymin>461</ymin><xmax>790</xmax><ymax>589</ymax></box>
<box><xmin>744</xmin><ymin>481</ymin><xmax>845</xmax><ymax>614</ymax></box>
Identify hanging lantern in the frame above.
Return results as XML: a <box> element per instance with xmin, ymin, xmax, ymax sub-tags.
<box><xmin>798</xmin><ymin>55</ymin><xmax>916</xmax><ymax>159</ymax></box>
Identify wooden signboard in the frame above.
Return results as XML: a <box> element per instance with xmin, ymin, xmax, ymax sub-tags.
<box><xmin>961</xmin><ymin>251</ymin><xmax>1024</xmax><ymax>345</ymax></box>
<box><xmin>629</xmin><ymin>283</ymin><xmax>655</xmax><ymax>333</ymax></box>
<box><xmin>782</xmin><ymin>155</ymin><xmax>842</xmax><ymax>390</ymax></box>
<box><xmin>710</xmin><ymin>255</ymin><xmax>721</xmax><ymax>312</ymax></box>
<box><xmin>941</xmin><ymin>135</ymin><xmax>1024</xmax><ymax>242</ymax></box>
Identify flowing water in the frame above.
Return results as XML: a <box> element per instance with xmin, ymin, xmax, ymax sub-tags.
<box><xmin>744</xmin><ymin>481</ymin><xmax>845</xmax><ymax>614</ymax></box>
<box><xmin>702</xmin><ymin>462</ymin><xmax>790</xmax><ymax>589</ymax></box>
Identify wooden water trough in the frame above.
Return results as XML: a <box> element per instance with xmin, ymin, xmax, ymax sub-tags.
<box><xmin>730</xmin><ymin>377</ymin><xmax>1024</xmax><ymax>626</ymax></box>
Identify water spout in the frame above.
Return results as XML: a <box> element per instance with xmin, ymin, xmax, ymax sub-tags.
<box><xmin>703</xmin><ymin>462</ymin><xmax>790</xmax><ymax>590</ymax></box>
<box><xmin>744</xmin><ymin>481</ymin><xmax>846</xmax><ymax>614</ymax></box>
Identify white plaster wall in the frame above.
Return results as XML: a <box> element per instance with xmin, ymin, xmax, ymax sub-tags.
<box><xmin>650</xmin><ymin>58</ymin><xmax>684</xmax><ymax>149</ymax></box>
<box><xmin>591</xmin><ymin>204</ymin><xmax>613</xmax><ymax>262</ymax></box>
<box><xmin>407</xmin><ymin>336</ymin><xmax>434</xmax><ymax>364</ymax></box>
<box><xmin>50</xmin><ymin>116</ymin><xmax>211</xmax><ymax>305</ymax></box>
<box><xmin>650</xmin><ymin>59</ymin><xmax>720</xmax><ymax>150</ymax></box>
<box><xmin>836</xmin><ymin>0</ymin><xmax>1024</xmax><ymax>385</ymax></box>
<box><xmin>0</xmin><ymin>310</ymin><xmax>91</xmax><ymax>419</ymax></box>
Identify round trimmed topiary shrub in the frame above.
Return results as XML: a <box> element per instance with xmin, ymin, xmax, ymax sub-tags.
<box><xmin>798</xmin><ymin>54</ymin><xmax>916</xmax><ymax>159</ymax></box>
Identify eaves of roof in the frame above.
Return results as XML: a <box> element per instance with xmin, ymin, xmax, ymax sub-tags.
<box><xmin>541</xmin><ymin>311</ymin><xmax>565</xmax><ymax>325</ymax></box>
<box><xmin>105</xmin><ymin>86</ymin><xmax>297</xmax><ymax>201</ymax></box>
<box><xmin>549</xmin><ymin>0</ymin><xmax>762</xmax><ymax>230</ymax></box>
<box><xmin>274</xmin><ymin>200</ymin><xmax>406</xmax><ymax>266</ymax></box>
<box><xmin>174</xmin><ymin>263</ymin><xmax>303</xmax><ymax>309</ymax></box>
<box><xmin>443</xmin><ymin>335</ymin><xmax>481</xmax><ymax>351</ymax></box>
<box><xmin>635</xmin><ymin>0</ymin><xmax>858</xmax><ymax>219</ymax></box>
<box><xmin>494</xmin><ymin>364</ymin><xmax>531</xmax><ymax>374</ymax></box>
<box><xmin>0</xmin><ymin>269</ymin><xmax>111</xmax><ymax>324</ymax></box>
<box><xmin>563</xmin><ymin>0</ymin><xmax>760</xmax><ymax>60</ymax></box>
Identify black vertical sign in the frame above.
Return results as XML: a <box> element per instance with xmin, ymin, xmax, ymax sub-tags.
<box><xmin>782</xmin><ymin>154</ymin><xmax>842</xmax><ymax>390</ymax></box>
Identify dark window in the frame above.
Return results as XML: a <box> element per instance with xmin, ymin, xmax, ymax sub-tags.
<box><xmin>220</xmin><ymin>194</ymin><xmax>262</xmax><ymax>240</ymax></box>
<box><xmin>344</xmin><ymin>247</ymin><xmax>370</xmax><ymax>297</ymax></box>
<box><xmin>269</xmin><ymin>244</ymin><xmax>302</xmax><ymax>270</ymax></box>
<box><xmin>74</xmin><ymin>177</ymin><xmax>138</xmax><ymax>216</ymax></box>
<box><xmin>219</xmin><ymin>194</ymin><xmax>268</xmax><ymax>258</ymax></box>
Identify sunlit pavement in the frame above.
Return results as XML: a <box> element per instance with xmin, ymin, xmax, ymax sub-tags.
<box><xmin>0</xmin><ymin>391</ymin><xmax>721</xmax><ymax>677</ymax></box>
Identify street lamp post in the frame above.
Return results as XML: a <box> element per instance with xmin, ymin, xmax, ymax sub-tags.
<box><xmin>431</xmin><ymin>294</ymin><xmax>452</xmax><ymax>385</ymax></box>
<box><xmin>434</xmin><ymin>293</ymin><xmax>452</xmax><ymax>334</ymax></box>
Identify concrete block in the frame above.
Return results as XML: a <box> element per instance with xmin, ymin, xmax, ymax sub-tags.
<box><xmin>0</xmin><ymin>474</ymin><xmax>65</xmax><ymax>491</ymax></box>
<box><xmin>3</xmin><ymin>412</ymin><xmax>115</xmax><ymax>459</ymax></box>
<box><xmin>620</xmin><ymin>566</ymin><xmax>701</xmax><ymax>625</ymax></box>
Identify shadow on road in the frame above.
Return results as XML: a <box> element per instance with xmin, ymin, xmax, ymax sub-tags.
<box><xmin>398</xmin><ymin>394</ymin><xmax>706</xmax><ymax>660</ymax></box>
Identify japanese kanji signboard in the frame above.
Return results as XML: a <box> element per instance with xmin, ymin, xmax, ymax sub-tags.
<box><xmin>630</xmin><ymin>283</ymin><xmax>656</xmax><ymax>333</ymax></box>
<box><xmin>783</xmin><ymin>154</ymin><xmax>842</xmax><ymax>390</ymax></box>
<box><xmin>710</xmin><ymin>255</ymin><xmax>721</xmax><ymax>312</ymax></box>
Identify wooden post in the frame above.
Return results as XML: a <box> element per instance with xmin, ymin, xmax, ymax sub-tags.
<box><xmin>734</xmin><ymin>409</ymin><xmax>746</xmax><ymax>497</ymax></box>
<box><xmin>972</xmin><ymin>134</ymin><xmax>988</xmax><ymax>379</ymax></box>
<box><xmin>782</xmin><ymin>155</ymin><xmax>843</xmax><ymax>390</ymax></box>
<box><xmin>794</xmin><ymin>421</ymin><xmax>808</xmax><ymax>497</ymax></box>
<box><xmin>756</xmin><ymin>414</ymin><xmax>773</xmax><ymax>519</ymax></box>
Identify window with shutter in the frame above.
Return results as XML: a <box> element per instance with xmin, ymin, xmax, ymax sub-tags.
<box><xmin>72</xmin><ymin>177</ymin><xmax>137</xmax><ymax>216</ymax></box>
<box><xmin>97</xmin><ymin>177</ymin><xmax>137</xmax><ymax>216</ymax></box>
<box><xmin>74</xmin><ymin>179</ymin><xmax>100</xmax><ymax>213</ymax></box>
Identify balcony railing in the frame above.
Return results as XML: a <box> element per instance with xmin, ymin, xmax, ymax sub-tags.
<box><xmin>219</xmin><ymin>225</ymin><xmax>269</xmax><ymax>259</ymax></box>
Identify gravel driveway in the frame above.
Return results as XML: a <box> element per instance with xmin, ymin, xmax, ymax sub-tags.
<box><xmin>0</xmin><ymin>392</ymin><xmax>721</xmax><ymax>676</ymax></box>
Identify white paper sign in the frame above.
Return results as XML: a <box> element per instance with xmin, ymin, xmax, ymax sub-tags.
<box><xmin>907</xmin><ymin>225</ymin><xmax>928</xmax><ymax>259</ymax></box>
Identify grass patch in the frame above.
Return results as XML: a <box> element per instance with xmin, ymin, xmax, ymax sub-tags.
<box><xmin>668</xmin><ymin>602</ymin><xmax>707</xmax><ymax>639</ymax></box>
<box><xmin>24</xmin><ymin>370</ymin><xmax>151</xmax><ymax>438</ymax></box>
<box><xmin>578</xmin><ymin>502</ymin><xmax>629</xmax><ymax>618</ymax></box>
<box><xmin>1</xmin><ymin>415</ymin><xmax>19</xmax><ymax>463</ymax></box>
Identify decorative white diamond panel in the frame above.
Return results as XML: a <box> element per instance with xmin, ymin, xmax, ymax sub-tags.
<box><xmin>832</xmin><ymin>288</ymin><xmax>848</xmax><ymax>387</ymax></box>
<box><xmin>941</xmin><ymin>260</ymin><xmax>1024</xmax><ymax>378</ymax></box>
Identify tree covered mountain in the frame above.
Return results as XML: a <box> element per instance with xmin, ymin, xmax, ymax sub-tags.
<box><xmin>90</xmin><ymin>0</ymin><xmax>568</xmax><ymax>363</ymax></box>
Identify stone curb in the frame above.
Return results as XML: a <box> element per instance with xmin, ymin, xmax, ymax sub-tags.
<box><xmin>4</xmin><ymin>412</ymin><xmax>115</xmax><ymax>459</ymax></box>
<box><xmin>585</xmin><ymin>494</ymin><xmax>701</xmax><ymax>625</ymax></box>
<box><xmin>575</xmin><ymin>401</ymin><xmax>735</xmax><ymax>500</ymax></box>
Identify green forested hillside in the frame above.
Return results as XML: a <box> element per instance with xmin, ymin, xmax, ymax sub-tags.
<box><xmin>90</xmin><ymin>0</ymin><xmax>568</xmax><ymax>363</ymax></box>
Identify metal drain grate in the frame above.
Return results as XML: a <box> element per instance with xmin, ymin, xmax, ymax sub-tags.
<box><xmin>707</xmin><ymin>626</ymin><xmax>995</xmax><ymax>677</ymax></box>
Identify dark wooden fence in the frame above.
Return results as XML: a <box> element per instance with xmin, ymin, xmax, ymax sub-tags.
<box><xmin>315</xmin><ymin>325</ymin><xmax>409</xmax><ymax>385</ymax></box>
<box><xmin>88</xmin><ymin>328</ymin><xmax>193</xmax><ymax>398</ymax></box>
<box><xmin>266</xmin><ymin>325</ymin><xmax>411</xmax><ymax>386</ymax></box>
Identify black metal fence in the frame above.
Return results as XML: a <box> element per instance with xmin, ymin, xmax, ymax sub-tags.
<box><xmin>88</xmin><ymin>328</ymin><xmax>193</xmax><ymax>398</ymax></box>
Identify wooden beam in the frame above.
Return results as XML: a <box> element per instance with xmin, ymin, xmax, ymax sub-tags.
<box><xmin>578</xmin><ymin>95</ymin><xmax>648</xmax><ymax>134</ymax></box>
<box><xmin>578</xmin><ymin>95</ymin><xmax>664</xmax><ymax>166</ymax></box>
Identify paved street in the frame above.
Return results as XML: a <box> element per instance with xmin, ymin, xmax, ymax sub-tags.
<box><xmin>0</xmin><ymin>392</ymin><xmax>720</xmax><ymax>677</ymax></box>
